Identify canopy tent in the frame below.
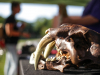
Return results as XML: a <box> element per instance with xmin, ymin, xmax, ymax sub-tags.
<box><xmin>0</xmin><ymin>0</ymin><xmax>91</xmax><ymax>28</ymax></box>
<box><xmin>0</xmin><ymin>0</ymin><xmax>90</xmax><ymax>6</ymax></box>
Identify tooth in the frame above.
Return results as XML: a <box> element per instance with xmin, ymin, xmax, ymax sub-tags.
<box><xmin>56</xmin><ymin>46</ymin><xmax>60</xmax><ymax>52</ymax></box>
<box><xmin>60</xmin><ymin>51</ymin><xmax>63</xmax><ymax>55</ymax></box>
<box><xmin>56</xmin><ymin>46</ymin><xmax>58</xmax><ymax>51</ymax></box>
<box><xmin>45</xmin><ymin>29</ymin><xmax>49</xmax><ymax>34</ymax></box>
<box><xmin>46</xmin><ymin>58</ymin><xmax>51</xmax><ymax>61</ymax></box>
<box><xmin>33</xmin><ymin>52</ymin><xmax>35</xmax><ymax>58</ymax></box>
<box><xmin>44</xmin><ymin>41</ymin><xmax>55</xmax><ymax>58</ymax></box>
<box><xmin>58</xmin><ymin>49</ymin><xmax>60</xmax><ymax>52</ymax></box>
<box><xmin>51</xmin><ymin>57</ymin><xmax>53</xmax><ymax>59</ymax></box>
<box><xmin>57</xmin><ymin>56</ymin><xmax>61</xmax><ymax>60</ymax></box>
<box><xmin>34</xmin><ymin>34</ymin><xmax>53</xmax><ymax>70</ymax></box>
<box><xmin>29</xmin><ymin>53</ymin><xmax>35</xmax><ymax>64</ymax></box>
<box><xmin>51</xmin><ymin>57</ymin><xmax>56</xmax><ymax>61</ymax></box>
<box><xmin>56</xmin><ymin>57</ymin><xmax>59</xmax><ymax>60</ymax></box>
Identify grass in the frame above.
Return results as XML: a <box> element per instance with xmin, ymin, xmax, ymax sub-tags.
<box><xmin>0</xmin><ymin>52</ymin><xmax>5</xmax><ymax>75</ymax></box>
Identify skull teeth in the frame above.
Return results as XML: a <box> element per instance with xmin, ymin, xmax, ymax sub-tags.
<box><xmin>46</xmin><ymin>57</ymin><xmax>56</xmax><ymax>61</ymax></box>
<box><xmin>56</xmin><ymin>46</ymin><xmax>60</xmax><ymax>52</ymax></box>
<box><xmin>33</xmin><ymin>53</ymin><xmax>35</xmax><ymax>58</ymax></box>
<box><xmin>56</xmin><ymin>56</ymin><xmax>62</xmax><ymax>60</ymax></box>
<box><xmin>60</xmin><ymin>51</ymin><xmax>63</xmax><ymax>55</ymax></box>
<box><xmin>46</xmin><ymin>58</ymin><xmax>51</xmax><ymax>61</ymax></box>
<box><xmin>51</xmin><ymin>57</ymin><xmax>56</xmax><ymax>61</ymax></box>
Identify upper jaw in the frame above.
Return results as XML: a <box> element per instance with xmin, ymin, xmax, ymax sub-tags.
<box><xmin>33</xmin><ymin>33</ymin><xmax>73</xmax><ymax>70</ymax></box>
<box><xmin>34</xmin><ymin>33</ymin><xmax>55</xmax><ymax>70</ymax></box>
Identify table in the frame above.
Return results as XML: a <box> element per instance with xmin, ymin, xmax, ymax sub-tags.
<box><xmin>19</xmin><ymin>59</ymin><xmax>100</xmax><ymax>75</ymax></box>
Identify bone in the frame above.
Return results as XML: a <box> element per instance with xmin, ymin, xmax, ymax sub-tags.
<box><xmin>51</xmin><ymin>57</ymin><xmax>56</xmax><ymax>61</ymax></box>
<box><xmin>32</xmin><ymin>24</ymin><xmax>100</xmax><ymax>72</ymax></box>
<box><xmin>29</xmin><ymin>52</ymin><xmax>35</xmax><ymax>64</ymax></box>
<box><xmin>46</xmin><ymin>57</ymin><xmax>57</xmax><ymax>62</ymax></box>
<box><xmin>45</xmin><ymin>29</ymin><xmax>49</xmax><ymax>34</ymax></box>
<box><xmin>44</xmin><ymin>41</ymin><xmax>55</xmax><ymax>58</ymax></box>
<box><xmin>57</xmin><ymin>56</ymin><xmax>62</xmax><ymax>60</ymax></box>
<box><xmin>64</xmin><ymin>40</ymin><xmax>79</xmax><ymax>65</ymax></box>
<box><xmin>38</xmin><ymin>60</ymin><xmax>46</xmax><ymax>70</ymax></box>
<box><xmin>56</xmin><ymin>46</ymin><xmax>60</xmax><ymax>52</ymax></box>
<box><xmin>46</xmin><ymin>58</ymin><xmax>51</xmax><ymax>61</ymax></box>
<box><xmin>34</xmin><ymin>34</ymin><xmax>53</xmax><ymax>70</ymax></box>
<box><xmin>60</xmin><ymin>50</ymin><xmax>63</xmax><ymax>55</ymax></box>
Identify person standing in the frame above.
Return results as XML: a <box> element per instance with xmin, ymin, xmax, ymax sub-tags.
<box><xmin>63</xmin><ymin>0</ymin><xmax>100</xmax><ymax>33</ymax></box>
<box><xmin>4</xmin><ymin>1</ymin><xmax>30</xmax><ymax>75</ymax></box>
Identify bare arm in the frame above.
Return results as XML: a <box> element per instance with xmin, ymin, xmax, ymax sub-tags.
<box><xmin>63</xmin><ymin>15</ymin><xmax>99</xmax><ymax>25</ymax></box>
<box><xmin>5</xmin><ymin>23</ymin><xmax>30</xmax><ymax>38</ymax></box>
<box><xmin>5</xmin><ymin>23</ymin><xmax>21</xmax><ymax>37</ymax></box>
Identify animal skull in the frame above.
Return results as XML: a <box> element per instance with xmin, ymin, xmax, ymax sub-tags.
<box><xmin>30</xmin><ymin>23</ymin><xmax>100</xmax><ymax>72</ymax></box>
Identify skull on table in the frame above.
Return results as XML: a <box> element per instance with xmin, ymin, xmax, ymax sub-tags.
<box><xmin>30</xmin><ymin>23</ymin><xmax>100</xmax><ymax>72</ymax></box>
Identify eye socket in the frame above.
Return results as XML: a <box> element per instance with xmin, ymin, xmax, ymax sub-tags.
<box><xmin>66</xmin><ymin>38</ymin><xmax>73</xmax><ymax>42</ymax></box>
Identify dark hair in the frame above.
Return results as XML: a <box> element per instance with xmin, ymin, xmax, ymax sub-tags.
<box><xmin>11</xmin><ymin>1</ymin><xmax>20</xmax><ymax>11</ymax></box>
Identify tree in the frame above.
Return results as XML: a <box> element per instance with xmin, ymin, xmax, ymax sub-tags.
<box><xmin>0</xmin><ymin>16</ymin><xmax>5</xmax><ymax>23</ymax></box>
<box><xmin>33</xmin><ymin>18</ymin><xmax>52</xmax><ymax>37</ymax></box>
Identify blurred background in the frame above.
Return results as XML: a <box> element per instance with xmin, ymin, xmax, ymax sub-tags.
<box><xmin>0</xmin><ymin>0</ymin><xmax>90</xmax><ymax>75</ymax></box>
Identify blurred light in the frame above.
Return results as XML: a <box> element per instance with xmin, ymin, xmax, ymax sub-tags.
<box><xmin>17</xmin><ymin>22</ymin><xmax>22</xmax><ymax>28</ymax></box>
<box><xmin>0</xmin><ymin>49</ymin><xmax>3</xmax><ymax>55</ymax></box>
<box><xmin>26</xmin><ymin>41</ymin><xmax>32</xmax><ymax>45</ymax></box>
<box><xmin>67</xmin><ymin>5</ymin><xmax>84</xmax><ymax>16</ymax></box>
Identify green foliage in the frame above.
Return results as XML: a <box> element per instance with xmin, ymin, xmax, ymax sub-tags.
<box><xmin>33</xmin><ymin>18</ymin><xmax>52</xmax><ymax>37</ymax></box>
<box><xmin>0</xmin><ymin>53</ymin><xmax>5</xmax><ymax>75</ymax></box>
<box><xmin>20</xmin><ymin>23</ymin><xmax>36</xmax><ymax>39</ymax></box>
<box><xmin>0</xmin><ymin>16</ymin><xmax>5</xmax><ymax>23</ymax></box>
<box><xmin>16</xmin><ymin>18</ymin><xmax>53</xmax><ymax>38</ymax></box>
